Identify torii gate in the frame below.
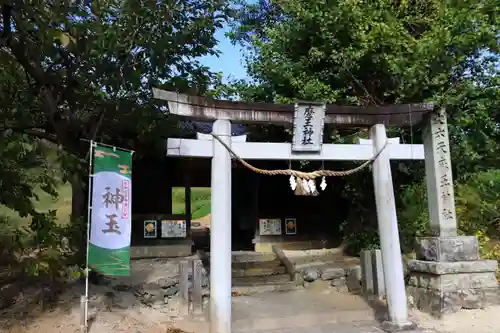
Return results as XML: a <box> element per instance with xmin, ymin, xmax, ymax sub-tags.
<box><xmin>153</xmin><ymin>88</ymin><xmax>493</xmax><ymax>333</ymax></box>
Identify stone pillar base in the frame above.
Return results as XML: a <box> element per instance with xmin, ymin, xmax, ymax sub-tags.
<box><xmin>408</xmin><ymin>236</ymin><xmax>499</xmax><ymax>317</ymax></box>
<box><xmin>407</xmin><ymin>259</ymin><xmax>499</xmax><ymax>317</ymax></box>
<box><xmin>380</xmin><ymin>320</ymin><xmax>417</xmax><ymax>332</ymax></box>
<box><xmin>415</xmin><ymin>236</ymin><xmax>480</xmax><ymax>262</ymax></box>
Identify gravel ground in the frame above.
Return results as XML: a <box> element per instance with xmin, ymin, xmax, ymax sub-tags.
<box><xmin>2</xmin><ymin>285</ymin><xmax>500</xmax><ymax>333</ymax></box>
<box><xmin>1</xmin><ymin>256</ymin><xmax>499</xmax><ymax>333</ymax></box>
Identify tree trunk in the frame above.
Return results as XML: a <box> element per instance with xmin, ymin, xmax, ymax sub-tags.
<box><xmin>68</xmin><ymin>171</ymin><xmax>89</xmax><ymax>265</ymax></box>
<box><xmin>70</xmin><ymin>172</ymin><xmax>86</xmax><ymax>222</ymax></box>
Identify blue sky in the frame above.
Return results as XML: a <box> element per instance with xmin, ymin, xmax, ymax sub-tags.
<box><xmin>200</xmin><ymin>26</ymin><xmax>249</xmax><ymax>81</ymax></box>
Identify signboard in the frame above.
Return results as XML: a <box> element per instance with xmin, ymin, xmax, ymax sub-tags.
<box><xmin>161</xmin><ymin>220</ymin><xmax>187</xmax><ymax>238</ymax></box>
<box><xmin>259</xmin><ymin>218</ymin><xmax>282</xmax><ymax>236</ymax></box>
<box><xmin>144</xmin><ymin>220</ymin><xmax>157</xmax><ymax>238</ymax></box>
<box><xmin>285</xmin><ymin>218</ymin><xmax>297</xmax><ymax>235</ymax></box>
<box><xmin>88</xmin><ymin>143</ymin><xmax>133</xmax><ymax>276</ymax></box>
<box><xmin>292</xmin><ymin>102</ymin><xmax>326</xmax><ymax>152</ymax></box>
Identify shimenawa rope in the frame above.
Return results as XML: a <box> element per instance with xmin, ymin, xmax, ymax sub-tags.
<box><xmin>210</xmin><ymin>133</ymin><xmax>389</xmax><ymax>180</ymax></box>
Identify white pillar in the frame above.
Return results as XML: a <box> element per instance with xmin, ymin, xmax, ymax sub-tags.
<box><xmin>370</xmin><ymin>124</ymin><xmax>413</xmax><ymax>329</ymax></box>
<box><xmin>210</xmin><ymin>119</ymin><xmax>232</xmax><ymax>333</ymax></box>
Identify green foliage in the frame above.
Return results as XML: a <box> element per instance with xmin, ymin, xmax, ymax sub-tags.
<box><xmin>446</xmin><ymin>78</ymin><xmax>500</xmax><ymax>174</ymax></box>
<box><xmin>398</xmin><ymin>182</ymin><xmax>431</xmax><ymax>252</ymax></box>
<box><xmin>0</xmin><ymin>214</ymin><xmax>19</xmax><ymax>259</ymax></box>
<box><xmin>0</xmin><ymin>133</ymin><xmax>58</xmax><ymax>217</ymax></box>
<box><xmin>172</xmin><ymin>187</ymin><xmax>211</xmax><ymax>220</ymax></box>
<box><xmin>226</xmin><ymin>0</ymin><xmax>500</xmax><ymax>254</ymax></box>
<box><xmin>476</xmin><ymin>231</ymin><xmax>500</xmax><ymax>280</ymax></box>
<box><xmin>231</xmin><ymin>0</ymin><xmax>499</xmax><ymax>104</ymax></box>
<box><xmin>1</xmin><ymin>0</ymin><xmax>233</xmax><ymax>223</ymax></box>
<box><xmin>0</xmin><ymin>209</ymin><xmax>87</xmax><ymax>284</ymax></box>
<box><xmin>29</xmin><ymin>210</ymin><xmax>63</xmax><ymax>247</ymax></box>
<box><xmin>399</xmin><ymin>169</ymin><xmax>500</xmax><ymax>255</ymax></box>
<box><xmin>455</xmin><ymin>169</ymin><xmax>500</xmax><ymax>235</ymax></box>
<box><xmin>0</xmin><ymin>1</ymin><xmax>230</xmax><ymax>286</ymax></box>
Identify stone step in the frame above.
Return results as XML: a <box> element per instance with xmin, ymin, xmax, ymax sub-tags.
<box><xmin>205</xmin><ymin>251</ymin><xmax>278</xmax><ymax>263</ymax></box>
<box><xmin>232</xmin><ymin>273</ymin><xmax>292</xmax><ymax>286</ymax></box>
<box><xmin>232</xmin><ymin>266</ymin><xmax>286</xmax><ymax>278</ymax></box>
<box><xmin>231</xmin><ymin>259</ymin><xmax>283</xmax><ymax>269</ymax></box>
<box><xmin>232</xmin><ymin>281</ymin><xmax>301</xmax><ymax>295</ymax></box>
<box><xmin>231</xmin><ymin>251</ymin><xmax>278</xmax><ymax>263</ymax></box>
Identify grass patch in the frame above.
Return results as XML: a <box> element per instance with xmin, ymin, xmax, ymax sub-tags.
<box><xmin>172</xmin><ymin>187</ymin><xmax>211</xmax><ymax>219</ymax></box>
<box><xmin>0</xmin><ymin>182</ymin><xmax>72</xmax><ymax>228</ymax></box>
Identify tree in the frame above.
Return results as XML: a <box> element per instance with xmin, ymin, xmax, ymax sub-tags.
<box><xmin>231</xmin><ymin>0</ymin><xmax>500</xmax><ymax>166</ymax></box>
<box><xmin>232</xmin><ymin>0</ymin><xmax>499</xmax><ymax>105</ymax></box>
<box><xmin>0</xmin><ymin>49</ymin><xmax>58</xmax><ymax>217</ymax></box>
<box><xmin>0</xmin><ymin>0</ymin><xmax>233</xmax><ymax>219</ymax></box>
<box><xmin>228</xmin><ymin>0</ymin><xmax>500</xmax><ymax>251</ymax></box>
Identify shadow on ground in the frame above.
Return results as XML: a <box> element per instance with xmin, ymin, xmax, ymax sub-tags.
<box><xmin>361</xmin><ymin>294</ymin><xmax>390</xmax><ymax>323</ymax></box>
<box><xmin>0</xmin><ymin>258</ymin><xmax>185</xmax><ymax>331</ymax></box>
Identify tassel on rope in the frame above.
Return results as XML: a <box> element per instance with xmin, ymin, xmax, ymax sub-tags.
<box><xmin>294</xmin><ymin>178</ymin><xmax>307</xmax><ymax>196</ymax></box>
<box><xmin>308</xmin><ymin>179</ymin><xmax>319</xmax><ymax>196</ymax></box>
<box><xmin>302</xmin><ymin>179</ymin><xmax>310</xmax><ymax>195</ymax></box>
<box><xmin>293</xmin><ymin>177</ymin><xmax>322</xmax><ymax>196</ymax></box>
<box><xmin>320</xmin><ymin>176</ymin><xmax>327</xmax><ymax>191</ymax></box>
<box><xmin>289</xmin><ymin>175</ymin><xmax>297</xmax><ymax>191</ymax></box>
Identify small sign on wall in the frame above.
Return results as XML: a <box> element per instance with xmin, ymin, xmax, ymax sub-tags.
<box><xmin>285</xmin><ymin>218</ymin><xmax>297</xmax><ymax>235</ymax></box>
<box><xmin>259</xmin><ymin>218</ymin><xmax>282</xmax><ymax>236</ymax></box>
<box><xmin>161</xmin><ymin>220</ymin><xmax>187</xmax><ymax>238</ymax></box>
<box><xmin>144</xmin><ymin>220</ymin><xmax>157</xmax><ymax>238</ymax></box>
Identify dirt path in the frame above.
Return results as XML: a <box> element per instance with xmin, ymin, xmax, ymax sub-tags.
<box><xmin>1</xmin><ymin>254</ymin><xmax>498</xmax><ymax>333</ymax></box>
<box><xmin>3</xmin><ymin>286</ymin><xmax>500</xmax><ymax>333</ymax></box>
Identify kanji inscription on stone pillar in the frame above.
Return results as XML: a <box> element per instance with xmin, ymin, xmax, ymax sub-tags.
<box><xmin>423</xmin><ymin>109</ymin><xmax>457</xmax><ymax>237</ymax></box>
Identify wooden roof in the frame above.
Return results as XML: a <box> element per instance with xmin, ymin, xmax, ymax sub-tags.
<box><xmin>153</xmin><ymin>88</ymin><xmax>434</xmax><ymax>127</ymax></box>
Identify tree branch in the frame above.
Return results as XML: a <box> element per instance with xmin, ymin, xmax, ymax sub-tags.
<box><xmin>21</xmin><ymin>128</ymin><xmax>58</xmax><ymax>143</ymax></box>
<box><xmin>5</xmin><ymin>16</ymin><xmax>76</xmax><ymax>150</ymax></box>
<box><xmin>1</xmin><ymin>122</ymin><xmax>59</xmax><ymax>144</ymax></box>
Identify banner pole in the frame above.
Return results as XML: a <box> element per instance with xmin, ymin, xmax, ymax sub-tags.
<box><xmin>83</xmin><ymin>140</ymin><xmax>95</xmax><ymax>333</ymax></box>
<box><xmin>80</xmin><ymin>138</ymin><xmax>134</xmax><ymax>153</ymax></box>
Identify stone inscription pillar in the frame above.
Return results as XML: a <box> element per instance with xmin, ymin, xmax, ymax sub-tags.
<box><xmin>370</xmin><ymin>124</ymin><xmax>414</xmax><ymax>330</ymax></box>
<box><xmin>423</xmin><ymin>108</ymin><xmax>457</xmax><ymax>237</ymax></box>
<box><xmin>210</xmin><ymin>119</ymin><xmax>232</xmax><ymax>333</ymax></box>
<box><xmin>408</xmin><ymin>109</ymin><xmax>499</xmax><ymax>317</ymax></box>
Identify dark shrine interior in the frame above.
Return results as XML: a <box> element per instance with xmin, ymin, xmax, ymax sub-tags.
<box><xmin>131</xmin><ymin>156</ymin><xmax>353</xmax><ymax>251</ymax></box>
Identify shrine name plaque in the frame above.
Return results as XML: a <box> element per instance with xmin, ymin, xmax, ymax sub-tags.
<box><xmin>259</xmin><ymin>218</ymin><xmax>282</xmax><ymax>236</ymax></box>
<box><xmin>292</xmin><ymin>102</ymin><xmax>326</xmax><ymax>153</ymax></box>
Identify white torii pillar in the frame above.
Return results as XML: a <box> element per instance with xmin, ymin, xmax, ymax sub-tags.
<box><xmin>210</xmin><ymin>119</ymin><xmax>232</xmax><ymax>333</ymax></box>
<box><xmin>370</xmin><ymin>124</ymin><xmax>415</xmax><ymax>330</ymax></box>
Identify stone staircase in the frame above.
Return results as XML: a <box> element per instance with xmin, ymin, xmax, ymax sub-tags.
<box><xmin>231</xmin><ymin>251</ymin><xmax>299</xmax><ymax>294</ymax></box>
<box><xmin>204</xmin><ymin>251</ymin><xmax>299</xmax><ymax>294</ymax></box>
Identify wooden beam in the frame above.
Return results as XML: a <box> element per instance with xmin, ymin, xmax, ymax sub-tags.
<box><xmin>153</xmin><ymin>88</ymin><xmax>434</xmax><ymax>127</ymax></box>
<box><xmin>166</xmin><ymin>138</ymin><xmax>425</xmax><ymax>160</ymax></box>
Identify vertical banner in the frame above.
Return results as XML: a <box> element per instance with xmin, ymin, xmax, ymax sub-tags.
<box><xmin>88</xmin><ymin>144</ymin><xmax>132</xmax><ymax>276</ymax></box>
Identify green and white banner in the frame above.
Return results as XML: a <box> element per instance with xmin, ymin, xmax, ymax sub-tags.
<box><xmin>88</xmin><ymin>144</ymin><xmax>132</xmax><ymax>276</ymax></box>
